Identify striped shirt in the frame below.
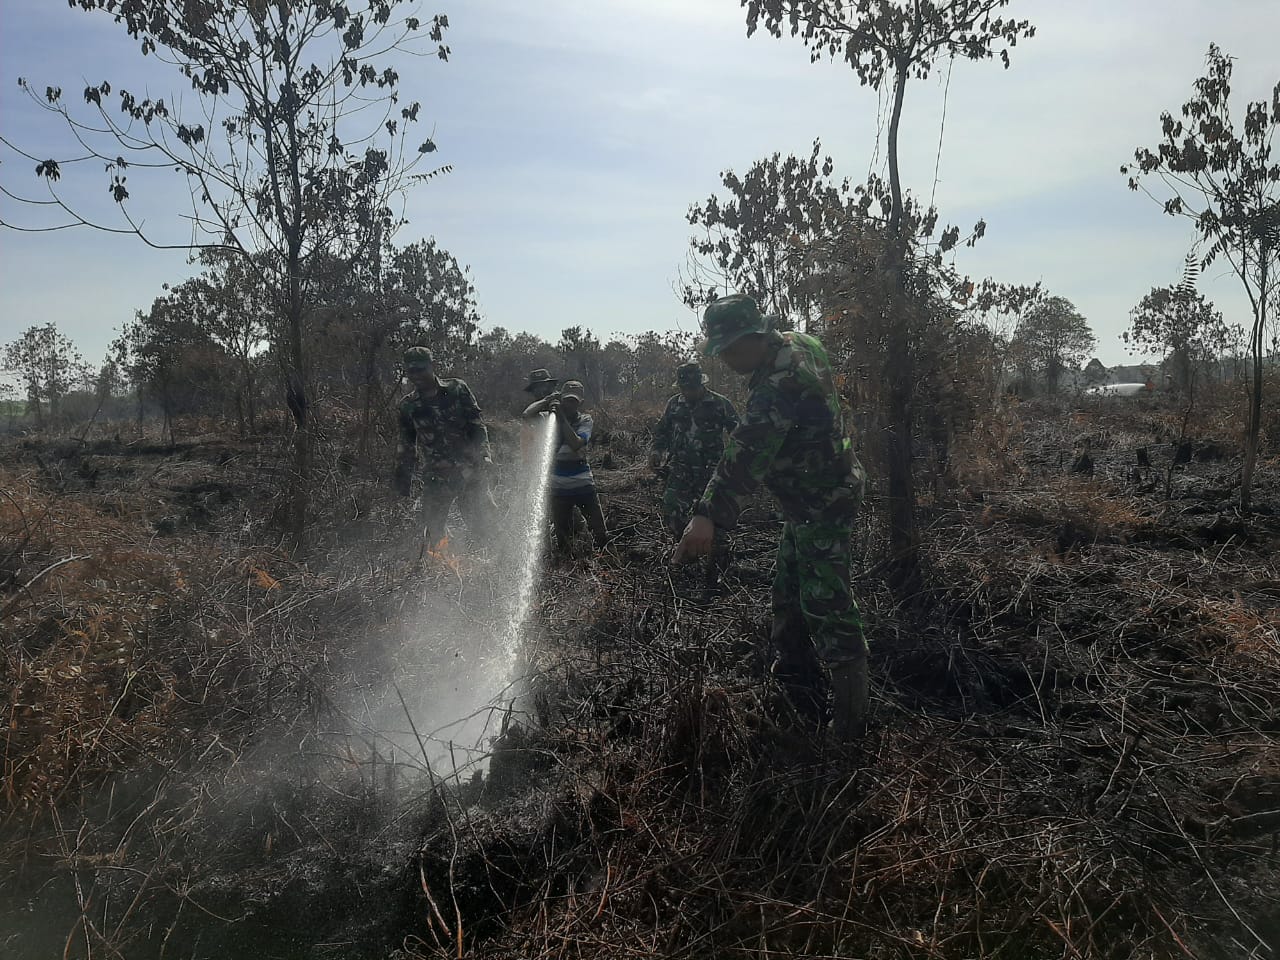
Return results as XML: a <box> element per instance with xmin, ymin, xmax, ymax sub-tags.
<box><xmin>551</xmin><ymin>412</ymin><xmax>595</xmax><ymax>495</ymax></box>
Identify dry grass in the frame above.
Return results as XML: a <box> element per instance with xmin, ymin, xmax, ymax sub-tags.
<box><xmin>2</xmin><ymin>400</ymin><xmax>1278</xmax><ymax>959</ymax></box>
<box><xmin>394</xmin><ymin>429</ymin><xmax>1279</xmax><ymax>960</ymax></box>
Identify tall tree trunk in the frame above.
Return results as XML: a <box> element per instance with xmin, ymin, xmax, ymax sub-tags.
<box><xmin>245</xmin><ymin>364</ymin><xmax>258</xmax><ymax>433</ymax></box>
<box><xmin>1176</xmin><ymin>346</ymin><xmax>1193</xmax><ymax>397</ymax></box>
<box><xmin>359</xmin><ymin>343</ymin><xmax>376</xmax><ymax>462</ymax></box>
<box><xmin>235</xmin><ymin>388</ymin><xmax>246</xmax><ymax>439</ymax></box>
<box><xmin>284</xmin><ymin>264</ymin><xmax>310</xmax><ymax>546</ymax></box>
<box><xmin>1240</xmin><ymin>257</ymin><xmax>1266</xmax><ymax>513</ymax></box>
<box><xmin>28</xmin><ymin>387</ymin><xmax>43</xmax><ymax>430</ymax></box>
<box><xmin>162</xmin><ymin>378</ymin><xmax>174</xmax><ymax>447</ymax></box>
<box><xmin>883</xmin><ymin>56</ymin><xmax>922</xmax><ymax>600</ymax></box>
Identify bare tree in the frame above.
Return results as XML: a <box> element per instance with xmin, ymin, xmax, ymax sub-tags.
<box><xmin>739</xmin><ymin>0</ymin><xmax>1035</xmax><ymax>597</ymax></box>
<box><xmin>1123</xmin><ymin>44</ymin><xmax>1278</xmax><ymax>512</ymax></box>
<box><xmin>683</xmin><ymin>141</ymin><xmax>856</xmax><ymax>330</ymax></box>
<box><xmin>3</xmin><ymin>0</ymin><xmax>454</xmax><ymax>541</ymax></box>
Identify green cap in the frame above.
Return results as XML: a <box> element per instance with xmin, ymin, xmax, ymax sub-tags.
<box><xmin>403</xmin><ymin>345</ymin><xmax>434</xmax><ymax>370</ymax></box>
<box><xmin>676</xmin><ymin>361</ymin><xmax>708</xmax><ymax>387</ymax></box>
<box><xmin>700</xmin><ymin>294</ymin><xmax>769</xmax><ymax>357</ymax></box>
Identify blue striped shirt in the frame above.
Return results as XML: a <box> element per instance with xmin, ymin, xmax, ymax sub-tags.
<box><xmin>551</xmin><ymin>412</ymin><xmax>595</xmax><ymax>495</ymax></box>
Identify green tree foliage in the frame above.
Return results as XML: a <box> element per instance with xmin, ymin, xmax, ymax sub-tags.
<box><xmin>113</xmin><ymin>287</ymin><xmax>233</xmax><ymax>444</ymax></box>
<box><xmin>3</xmin><ymin>323</ymin><xmax>88</xmax><ymax>428</ymax></box>
<box><xmin>683</xmin><ymin>142</ymin><xmax>1036</xmax><ymax>555</ymax></box>
<box><xmin>1123</xmin><ymin>43</ymin><xmax>1278</xmax><ymax>511</ymax></box>
<box><xmin>1125</xmin><ymin>284</ymin><xmax>1230</xmax><ymax>395</ymax></box>
<box><xmin>683</xmin><ymin>142</ymin><xmax>856</xmax><ymax>328</ymax></box>
<box><xmin>558</xmin><ymin>326</ymin><xmax>603</xmax><ymax>401</ymax></box>
<box><xmin>188</xmin><ymin>251</ymin><xmax>272</xmax><ymax>436</ymax></box>
<box><xmin>1010</xmin><ymin>295</ymin><xmax>1094</xmax><ymax>394</ymax></box>
<box><xmin>5</xmin><ymin>0</ymin><xmax>454</xmax><ymax>540</ymax></box>
<box><xmin>462</xmin><ymin>327</ymin><xmax>562</xmax><ymax>417</ymax></box>
<box><xmin>311</xmin><ymin>236</ymin><xmax>482</xmax><ymax>457</ymax></box>
<box><xmin>457</xmin><ymin>328</ymin><xmax>695</xmax><ymax>424</ymax></box>
<box><xmin>739</xmin><ymin>0</ymin><xmax>1035</xmax><ymax>597</ymax></box>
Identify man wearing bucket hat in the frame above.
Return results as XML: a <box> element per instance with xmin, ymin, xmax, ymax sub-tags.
<box><xmin>651</xmin><ymin>360</ymin><xmax>739</xmax><ymax>591</ymax></box>
<box><xmin>519</xmin><ymin>368</ymin><xmax>561</xmax><ymax>464</ymax></box>
<box><xmin>522</xmin><ymin>368</ymin><xmax>560</xmax><ymax>403</ymax></box>
<box><xmin>672</xmin><ymin>295</ymin><xmax>869</xmax><ymax>742</ymax></box>
<box><xmin>392</xmin><ymin>345</ymin><xmax>497</xmax><ymax>548</ymax></box>
<box><xmin>524</xmin><ymin>378</ymin><xmax>608</xmax><ymax>554</ymax></box>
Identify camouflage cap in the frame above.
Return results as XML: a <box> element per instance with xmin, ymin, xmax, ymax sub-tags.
<box><xmin>523</xmin><ymin>368</ymin><xmax>558</xmax><ymax>392</ymax></box>
<box><xmin>403</xmin><ymin>345</ymin><xmax>434</xmax><ymax>370</ymax></box>
<box><xmin>699</xmin><ymin>294</ymin><xmax>769</xmax><ymax>357</ymax></box>
<box><xmin>676</xmin><ymin>361</ymin><xmax>709</xmax><ymax>387</ymax></box>
<box><xmin>560</xmin><ymin>380</ymin><xmax>585</xmax><ymax>401</ymax></box>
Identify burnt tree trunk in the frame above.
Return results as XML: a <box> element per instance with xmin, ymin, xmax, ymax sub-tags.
<box><xmin>1240</xmin><ymin>242</ymin><xmax>1270</xmax><ymax>514</ymax></box>
<box><xmin>284</xmin><ymin>272</ymin><xmax>310</xmax><ymax>544</ymax></box>
<box><xmin>883</xmin><ymin>55</ymin><xmax>923</xmax><ymax>600</ymax></box>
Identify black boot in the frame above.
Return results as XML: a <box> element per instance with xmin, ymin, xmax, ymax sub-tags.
<box><xmin>701</xmin><ymin>544</ymin><xmax>730</xmax><ymax>599</ymax></box>
<box><xmin>770</xmin><ymin>609</ymin><xmax>824</xmax><ymax>725</ymax></box>
<box><xmin>827</xmin><ymin>655</ymin><xmax>869</xmax><ymax>743</ymax></box>
<box><xmin>772</xmin><ymin>656</ymin><xmax>826</xmax><ymax>726</ymax></box>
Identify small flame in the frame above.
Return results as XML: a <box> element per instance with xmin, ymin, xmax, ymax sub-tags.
<box><xmin>426</xmin><ymin>535</ymin><xmax>462</xmax><ymax>575</ymax></box>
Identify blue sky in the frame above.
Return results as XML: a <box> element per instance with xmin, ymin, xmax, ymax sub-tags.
<box><xmin>1</xmin><ymin>0</ymin><xmax>1277</xmax><ymax>368</ymax></box>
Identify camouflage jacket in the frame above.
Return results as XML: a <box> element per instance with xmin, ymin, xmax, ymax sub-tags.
<box><xmin>697</xmin><ymin>330</ymin><xmax>865</xmax><ymax>528</ymax></box>
<box><xmin>394</xmin><ymin>379</ymin><xmax>491</xmax><ymax>492</ymax></box>
<box><xmin>652</xmin><ymin>390</ymin><xmax>739</xmax><ymax>475</ymax></box>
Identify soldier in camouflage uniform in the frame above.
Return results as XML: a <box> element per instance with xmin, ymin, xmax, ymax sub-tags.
<box><xmin>650</xmin><ymin>361</ymin><xmax>740</xmax><ymax>536</ymax></box>
<box><xmin>392</xmin><ymin>346</ymin><xmax>497</xmax><ymax>548</ymax></box>
<box><xmin>651</xmin><ymin>361</ymin><xmax>738</xmax><ymax>593</ymax></box>
<box><xmin>672</xmin><ymin>295</ymin><xmax>869</xmax><ymax>741</ymax></box>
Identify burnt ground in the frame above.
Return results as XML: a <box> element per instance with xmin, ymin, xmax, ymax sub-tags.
<box><xmin>1</xmin><ymin>399</ymin><xmax>1278</xmax><ymax>959</ymax></box>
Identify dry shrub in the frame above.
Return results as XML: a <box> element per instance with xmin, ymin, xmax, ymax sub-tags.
<box><xmin>947</xmin><ymin>397</ymin><xmax>1026</xmax><ymax>492</ymax></box>
<box><xmin>4</xmin><ymin>395</ymin><xmax>1278</xmax><ymax>959</ymax></box>
<box><xmin>0</xmin><ymin>456</ymin><xmax>371</xmax><ymax>814</ymax></box>
<box><xmin>1194</xmin><ymin>369</ymin><xmax>1280</xmax><ymax>446</ymax></box>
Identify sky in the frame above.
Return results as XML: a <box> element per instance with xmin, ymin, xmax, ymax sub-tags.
<box><xmin>1</xmin><ymin>0</ymin><xmax>1277</xmax><ymax>370</ymax></box>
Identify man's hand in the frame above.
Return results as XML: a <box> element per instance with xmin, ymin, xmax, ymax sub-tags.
<box><xmin>672</xmin><ymin>514</ymin><xmax>714</xmax><ymax>564</ymax></box>
<box><xmin>546</xmin><ymin>397</ymin><xmax>560</xmax><ymax>415</ymax></box>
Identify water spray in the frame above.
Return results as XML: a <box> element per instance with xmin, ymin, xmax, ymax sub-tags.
<box><xmin>367</xmin><ymin>413</ymin><xmax>560</xmax><ymax>780</ymax></box>
<box><xmin>501</xmin><ymin>412</ymin><xmax>558</xmax><ymax>656</ymax></box>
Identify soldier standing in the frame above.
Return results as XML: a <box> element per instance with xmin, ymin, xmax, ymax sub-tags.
<box><xmin>650</xmin><ymin>360</ymin><xmax>739</xmax><ymax>591</ymax></box>
<box><xmin>672</xmin><ymin>295</ymin><xmax>869</xmax><ymax>741</ymax></box>
<box><xmin>392</xmin><ymin>346</ymin><xmax>496</xmax><ymax>549</ymax></box>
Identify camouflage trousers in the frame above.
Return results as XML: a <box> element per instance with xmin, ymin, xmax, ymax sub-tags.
<box><xmin>663</xmin><ymin>467</ymin><xmax>730</xmax><ymax>588</ymax></box>
<box><xmin>771</xmin><ymin>520</ymin><xmax>866</xmax><ymax>665</ymax></box>
<box><xmin>662</xmin><ymin>466</ymin><xmax>714</xmax><ymax>537</ymax></box>
<box><xmin>418</xmin><ymin>467</ymin><xmax>497</xmax><ymax>549</ymax></box>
